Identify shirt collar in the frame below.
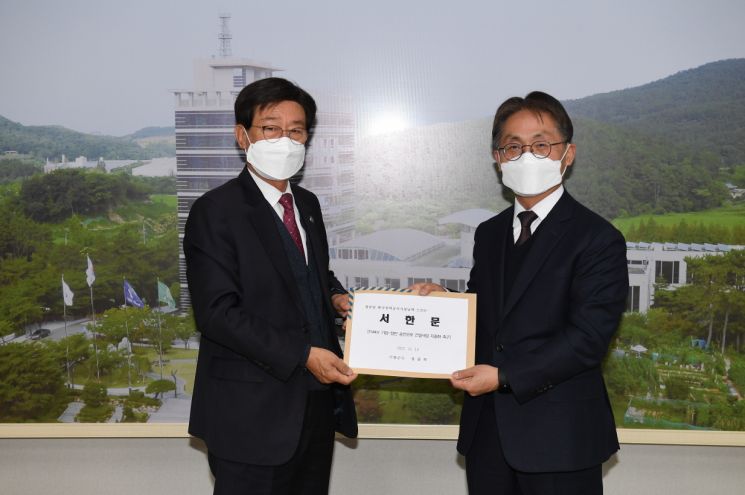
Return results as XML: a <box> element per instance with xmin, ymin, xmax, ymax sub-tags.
<box><xmin>246</xmin><ymin>166</ymin><xmax>292</xmax><ymax>208</ymax></box>
<box><xmin>513</xmin><ymin>185</ymin><xmax>564</xmax><ymax>224</ymax></box>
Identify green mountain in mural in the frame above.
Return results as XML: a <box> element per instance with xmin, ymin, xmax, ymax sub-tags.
<box><xmin>565</xmin><ymin>58</ymin><xmax>745</xmax><ymax>167</ymax></box>
<box><xmin>0</xmin><ymin>116</ymin><xmax>174</xmax><ymax>161</ymax></box>
<box><xmin>564</xmin><ymin>58</ymin><xmax>745</xmax><ymax>218</ymax></box>
<box><xmin>355</xmin><ymin>59</ymin><xmax>745</xmax><ymax>221</ymax></box>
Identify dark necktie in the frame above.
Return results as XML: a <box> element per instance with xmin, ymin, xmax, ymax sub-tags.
<box><xmin>516</xmin><ymin>210</ymin><xmax>538</xmax><ymax>246</ymax></box>
<box><xmin>279</xmin><ymin>193</ymin><xmax>305</xmax><ymax>259</ymax></box>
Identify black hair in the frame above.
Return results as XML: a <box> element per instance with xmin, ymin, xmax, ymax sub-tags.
<box><xmin>234</xmin><ymin>77</ymin><xmax>317</xmax><ymax>135</ymax></box>
<box><xmin>491</xmin><ymin>91</ymin><xmax>573</xmax><ymax>152</ymax></box>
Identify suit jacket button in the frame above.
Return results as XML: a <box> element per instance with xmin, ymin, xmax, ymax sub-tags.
<box><xmin>495</xmin><ymin>344</ymin><xmax>504</xmax><ymax>352</ymax></box>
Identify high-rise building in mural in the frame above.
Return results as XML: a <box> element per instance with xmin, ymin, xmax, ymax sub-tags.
<box><xmin>173</xmin><ymin>57</ymin><xmax>277</xmax><ymax>312</ymax></box>
<box><xmin>174</xmin><ymin>16</ymin><xmax>355</xmax><ymax>312</ymax></box>
<box><xmin>299</xmin><ymin>95</ymin><xmax>356</xmax><ymax>247</ymax></box>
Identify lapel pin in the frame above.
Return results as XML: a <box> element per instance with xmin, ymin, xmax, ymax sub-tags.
<box><xmin>308</xmin><ymin>215</ymin><xmax>314</xmax><ymax>223</ymax></box>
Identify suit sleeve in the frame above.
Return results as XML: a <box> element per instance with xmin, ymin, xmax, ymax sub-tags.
<box><xmin>505</xmin><ymin>225</ymin><xmax>629</xmax><ymax>404</ymax></box>
<box><xmin>328</xmin><ymin>274</ymin><xmax>347</xmax><ymax>295</ymax></box>
<box><xmin>183</xmin><ymin>196</ymin><xmax>307</xmax><ymax>382</ymax></box>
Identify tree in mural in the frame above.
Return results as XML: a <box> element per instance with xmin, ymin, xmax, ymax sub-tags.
<box><xmin>44</xmin><ymin>333</ymin><xmax>92</xmax><ymax>388</ymax></box>
<box><xmin>77</xmin><ymin>381</ymin><xmax>113</xmax><ymax>422</ymax></box>
<box><xmin>682</xmin><ymin>250</ymin><xmax>745</xmax><ymax>353</ymax></box>
<box><xmin>171</xmin><ymin>310</ymin><xmax>197</xmax><ymax>349</ymax></box>
<box><xmin>651</xmin><ymin>250</ymin><xmax>745</xmax><ymax>354</ymax></box>
<box><xmin>0</xmin><ymin>343</ymin><xmax>69</xmax><ymax>421</ymax></box>
<box><xmin>146</xmin><ymin>379</ymin><xmax>175</xmax><ymax>399</ymax></box>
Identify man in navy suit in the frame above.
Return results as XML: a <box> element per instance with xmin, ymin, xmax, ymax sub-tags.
<box><xmin>415</xmin><ymin>92</ymin><xmax>628</xmax><ymax>494</ymax></box>
<box><xmin>184</xmin><ymin>77</ymin><xmax>357</xmax><ymax>495</ymax></box>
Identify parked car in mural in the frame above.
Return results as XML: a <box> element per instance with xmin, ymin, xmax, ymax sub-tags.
<box><xmin>29</xmin><ymin>328</ymin><xmax>51</xmax><ymax>340</ymax></box>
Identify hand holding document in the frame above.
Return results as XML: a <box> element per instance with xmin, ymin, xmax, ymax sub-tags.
<box><xmin>343</xmin><ymin>289</ymin><xmax>476</xmax><ymax>379</ymax></box>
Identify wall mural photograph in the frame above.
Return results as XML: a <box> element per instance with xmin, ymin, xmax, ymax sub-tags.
<box><xmin>1</xmin><ymin>0</ymin><xmax>745</xmax><ymax>439</ymax></box>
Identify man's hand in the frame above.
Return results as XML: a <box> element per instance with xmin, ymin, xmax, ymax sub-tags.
<box><xmin>306</xmin><ymin>347</ymin><xmax>357</xmax><ymax>385</ymax></box>
<box><xmin>331</xmin><ymin>293</ymin><xmax>351</xmax><ymax>331</ymax></box>
<box><xmin>450</xmin><ymin>365</ymin><xmax>499</xmax><ymax>396</ymax></box>
<box><xmin>408</xmin><ymin>282</ymin><xmax>446</xmax><ymax>295</ymax></box>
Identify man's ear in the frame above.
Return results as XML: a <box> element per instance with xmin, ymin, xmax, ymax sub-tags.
<box><xmin>564</xmin><ymin>143</ymin><xmax>576</xmax><ymax>168</ymax></box>
<box><xmin>235</xmin><ymin>125</ymin><xmax>249</xmax><ymax>149</ymax></box>
<box><xmin>493</xmin><ymin>150</ymin><xmax>502</xmax><ymax>172</ymax></box>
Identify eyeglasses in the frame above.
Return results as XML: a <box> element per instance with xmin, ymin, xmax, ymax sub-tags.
<box><xmin>497</xmin><ymin>141</ymin><xmax>566</xmax><ymax>161</ymax></box>
<box><xmin>251</xmin><ymin>125</ymin><xmax>308</xmax><ymax>145</ymax></box>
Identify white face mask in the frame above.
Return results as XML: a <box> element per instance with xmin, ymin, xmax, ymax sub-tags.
<box><xmin>499</xmin><ymin>145</ymin><xmax>570</xmax><ymax>197</ymax></box>
<box><xmin>244</xmin><ymin>129</ymin><xmax>306</xmax><ymax>181</ymax></box>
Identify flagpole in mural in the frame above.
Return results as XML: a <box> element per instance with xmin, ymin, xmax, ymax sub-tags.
<box><xmin>61</xmin><ymin>275</ymin><xmax>74</xmax><ymax>388</ymax></box>
<box><xmin>121</xmin><ymin>277</ymin><xmax>133</xmax><ymax>393</ymax></box>
<box><xmin>157</xmin><ymin>278</ymin><xmax>177</xmax><ymax>376</ymax></box>
<box><xmin>86</xmin><ymin>255</ymin><xmax>100</xmax><ymax>380</ymax></box>
<box><xmin>124</xmin><ymin>279</ymin><xmax>154</xmax><ymax>381</ymax></box>
<box><xmin>154</xmin><ymin>286</ymin><xmax>164</xmax><ymax>380</ymax></box>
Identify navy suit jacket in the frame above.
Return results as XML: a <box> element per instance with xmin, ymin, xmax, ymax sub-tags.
<box><xmin>457</xmin><ymin>191</ymin><xmax>628</xmax><ymax>472</ymax></box>
<box><xmin>184</xmin><ymin>168</ymin><xmax>357</xmax><ymax>465</ymax></box>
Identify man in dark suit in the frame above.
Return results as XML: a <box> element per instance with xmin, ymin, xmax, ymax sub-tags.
<box><xmin>183</xmin><ymin>77</ymin><xmax>357</xmax><ymax>495</ymax></box>
<box><xmin>415</xmin><ymin>92</ymin><xmax>628</xmax><ymax>494</ymax></box>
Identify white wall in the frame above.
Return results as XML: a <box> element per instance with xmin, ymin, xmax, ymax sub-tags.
<box><xmin>1</xmin><ymin>438</ymin><xmax>744</xmax><ymax>494</ymax></box>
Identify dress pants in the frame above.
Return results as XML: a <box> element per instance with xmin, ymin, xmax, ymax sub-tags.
<box><xmin>465</xmin><ymin>396</ymin><xmax>603</xmax><ymax>495</ymax></box>
<box><xmin>208</xmin><ymin>390</ymin><xmax>335</xmax><ymax>495</ymax></box>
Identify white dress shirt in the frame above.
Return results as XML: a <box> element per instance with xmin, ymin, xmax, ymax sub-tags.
<box><xmin>247</xmin><ymin>167</ymin><xmax>308</xmax><ymax>263</ymax></box>
<box><xmin>511</xmin><ymin>185</ymin><xmax>565</xmax><ymax>244</ymax></box>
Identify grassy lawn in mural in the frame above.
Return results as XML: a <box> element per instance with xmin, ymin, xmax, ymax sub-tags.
<box><xmin>613</xmin><ymin>203</ymin><xmax>745</xmax><ymax>244</ymax></box>
<box><xmin>66</xmin><ymin>345</ymin><xmax>197</xmax><ymax>389</ymax></box>
<box><xmin>614</xmin><ymin>203</ymin><xmax>745</xmax><ymax>231</ymax></box>
<box><xmin>111</xmin><ymin>193</ymin><xmax>178</xmax><ymax>222</ymax></box>
<box><xmin>138</xmin><ymin>347</ymin><xmax>198</xmax><ymax>395</ymax></box>
<box><xmin>51</xmin><ymin>194</ymin><xmax>178</xmax><ymax>242</ymax></box>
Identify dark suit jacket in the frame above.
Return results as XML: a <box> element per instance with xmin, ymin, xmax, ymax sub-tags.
<box><xmin>183</xmin><ymin>168</ymin><xmax>357</xmax><ymax>466</ymax></box>
<box><xmin>457</xmin><ymin>191</ymin><xmax>628</xmax><ymax>473</ymax></box>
